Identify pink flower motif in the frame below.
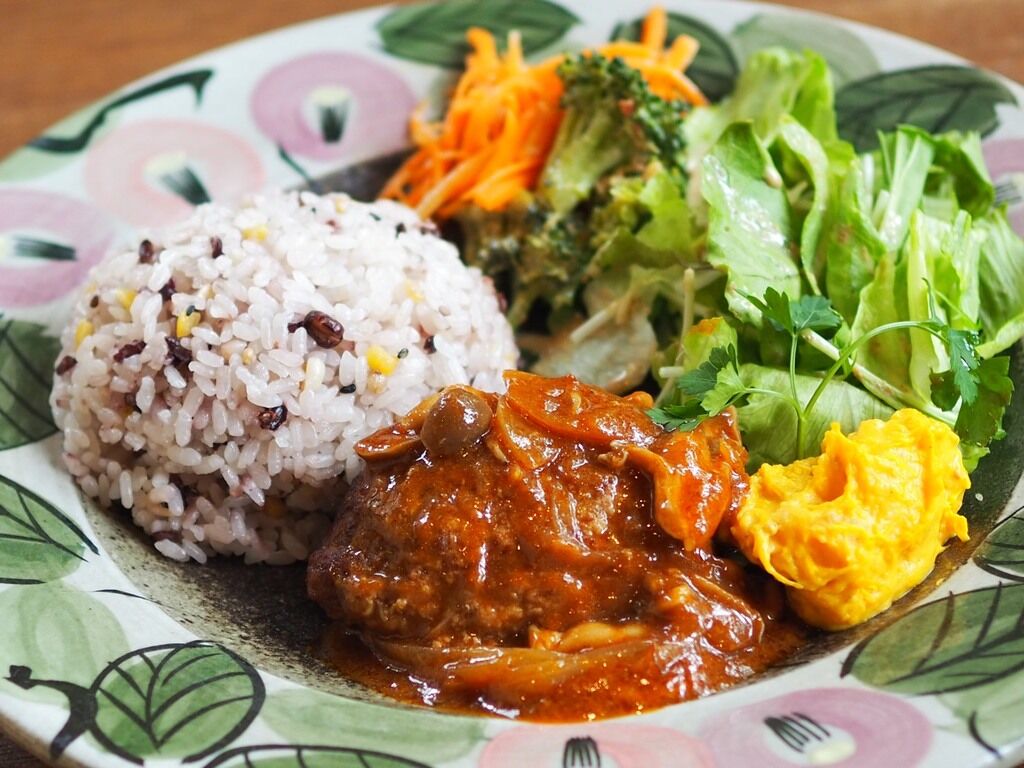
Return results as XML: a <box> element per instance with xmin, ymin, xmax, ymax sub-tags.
<box><xmin>982</xmin><ymin>138</ymin><xmax>1024</xmax><ymax>236</ymax></box>
<box><xmin>251</xmin><ymin>52</ymin><xmax>417</xmax><ymax>162</ymax></box>
<box><xmin>480</xmin><ymin>722</ymin><xmax>714</xmax><ymax>768</ymax></box>
<box><xmin>83</xmin><ymin>119</ymin><xmax>265</xmax><ymax>227</ymax></box>
<box><xmin>0</xmin><ymin>189</ymin><xmax>115</xmax><ymax>308</ymax></box>
<box><xmin>698</xmin><ymin>687</ymin><xmax>931</xmax><ymax>767</ymax></box>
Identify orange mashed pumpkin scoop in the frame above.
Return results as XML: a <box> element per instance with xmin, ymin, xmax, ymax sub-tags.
<box><xmin>730</xmin><ymin>408</ymin><xmax>970</xmax><ymax>630</ymax></box>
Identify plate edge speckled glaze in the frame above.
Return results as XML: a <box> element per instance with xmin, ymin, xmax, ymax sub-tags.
<box><xmin>1</xmin><ymin>2</ymin><xmax>1024</xmax><ymax>767</ymax></box>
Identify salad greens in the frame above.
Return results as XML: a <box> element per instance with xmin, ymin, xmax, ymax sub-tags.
<box><xmin>458</xmin><ymin>46</ymin><xmax>1024</xmax><ymax>471</ymax></box>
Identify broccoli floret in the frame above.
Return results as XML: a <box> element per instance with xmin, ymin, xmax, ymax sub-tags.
<box><xmin>538</xmin><ymin>54</ymin><xmax>690</xmax><ymax>215</ymax></box>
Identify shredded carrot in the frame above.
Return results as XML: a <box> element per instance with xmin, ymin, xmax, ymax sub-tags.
<box><xmin>641</xmin><ymin>6</ymin><xmax>668</xmax><ymax>49</ymax></box>
<box><xmin>383</xmin><ymin>6</ymin><xmax>707</xmax><ymax>221</ymax></box>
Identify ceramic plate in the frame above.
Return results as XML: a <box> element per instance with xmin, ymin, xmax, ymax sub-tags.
<box><xmin>2</xmin><ymin>1</ymin><xmax>1024</xmax><ymax>766</ymax></box>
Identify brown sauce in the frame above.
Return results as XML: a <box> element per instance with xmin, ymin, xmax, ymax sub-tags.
<box><xmin>316</xmin><ymin>577</ymin><xmax>810</xmax><ymax>721</ymax></box>
<box><xmin>307</xmin><ymin>372</ymin><xmax>812</xmax><ymax>721</ymax></box>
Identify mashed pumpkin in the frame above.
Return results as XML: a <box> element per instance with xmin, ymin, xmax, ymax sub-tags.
<box><xmin>730</xmin><ymin>409</ymin><xmax>970</xmax><ymax>630</ymax></box>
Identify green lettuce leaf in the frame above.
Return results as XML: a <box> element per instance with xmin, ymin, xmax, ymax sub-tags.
<box><xmin>774</xmin><ymin>116</ymin><xmax>833</xmax><ymax>293</ymax></box>
<box><xmin>849</xmin><ymin>249</ymin><xmax>913</xmax><ymax>395</ymax></box>
<box><xmin>702</xmin><ymin>122</ymin><xmax>801</xmax><ymax>325</ymax></box>
<box><xmin>976</xmin><ymin>212</ymin><xmax>1024</xmax><ymax>358</ymax></box>
<box><xmin>927</xmin><ymin>131</ymin><xmax>995</xmax><ymax>218</ymax></box>
<box><xmin>685</xmin><ymin>48</ymin><xmax>836</xmax><ymax>161</ymax></box>
<box><xmin>636</xmin><ymin>168</ymin><xmax>693</xmax><ymax>251</ymax></box>
<box><xmin>874</xmin><ymin>127</ymin><xmax>936</xmax><ymax>251</ymax></box>
<box><xmin>821</xmin><ymin>156</ymin><xmax>888</xmax><ymax>322</ymax></box>
<box><xmin>588</xmin><ymin>169</ymin><xmax>693</xmax><ymax>272</ymax></box>
<box><xmin>924</xmin><ymin>209</ymin><xmax>983</xmax><ymax>330</ymax></box>
<box><xmin>850</xmin><ymin>208</ymin><xmax>984</xmax><ymax>403</ymax></box>
<box><xmin>736</xmin><ymin>364</ymin><xmax>893</xmax><ymax>468</ymax></box>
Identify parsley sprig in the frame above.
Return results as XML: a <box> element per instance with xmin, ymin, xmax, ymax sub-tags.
<box><xmin>649</xmin><ymin>287</ymin><xmax>1011</xmax><ymax>459</ymax></box>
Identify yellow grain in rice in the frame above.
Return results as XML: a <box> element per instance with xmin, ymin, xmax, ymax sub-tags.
<box><xmin>74</xmin><ymin>320</ymin><xmax>94</xmax><ymax>348</ymax></box>
<box><xmin>176</xmin><ymin>308</ymin><xmax>202</xmax><ymax>338</ymax></box>
<box><xmin>243</xmin><ymin>225</ymin><xmax>268</xmax><ymax>241</ymax></box>
<box><xmin>115</xmin><ymin>288</ymin><xmax>137</xmax><ymax>310</ymax></box>
<box><xmin>367</xmin><ymin>345</ymin><xmax>398</xmax><ymax>375</ymax></box>
<box><xmin>404</xmin><ymin>280</ymin><xmax>424</xmax><ymax>302</ymax></box>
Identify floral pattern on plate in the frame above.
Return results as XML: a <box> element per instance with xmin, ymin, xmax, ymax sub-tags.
<box><xmin>83</xmin><ymin>119</ymin><xmax>265</xmax><ymax>226</ymax></box>
<box><xmin>251</xmin><ymin>52</ymin><xmax>417</xmax><ymax>163</ymax></box>
<box><xmin>0</xmin><ymin>2</ymin><xmax>1021</xmax><ymax>767</ymax></box>
<box><xmin>699</xmin><ymin>688</ymin><xmax>932</xmax><ymax>767</ymax></box>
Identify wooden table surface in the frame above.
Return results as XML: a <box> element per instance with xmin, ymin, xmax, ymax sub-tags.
<box><xmin>1</xmin><ymin>0</ymin><xmax>1022</xmax><ymax>765</ymax></box>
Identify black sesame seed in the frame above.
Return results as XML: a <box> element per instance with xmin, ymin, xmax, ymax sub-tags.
<box><xmin>303</xmin><ymin>310</ymin><xmax>345</xmax><ymax>348</ymax></box>
<box><xmin>424</xmin><ymin>335</ymin><xmax>436</xmax><ymax>354</ymax></box>
<box><xmin>185</xmin><ymin>304</ymin><xmax>196</xmax><ymax>316</ymax></box>
<box><xmin>113</xmin><ymin>340</ymin><xmax>146</xmax><ymax>363</ymax></box>
<box><xmin>138</xmin><ymin>239</ymin><xmax>155</xmax><ymax>263</ymax></box>
<box><xmin>340</xmin><ymin>383</ymin><xmax>356</xmax><ymax>394</ymax></box>
<box><xmin>159</xmin><ymin>278</ymin><xmax>176</xmax><ymax>303</ymax></box>
<box><xmin>395</xmin><ymin>222</ymin><xmax>407</xmax><ymax>235</ymax></box>
<box><xmin>369</xmin><ymin>212</ymin><xmax>381</xmax><ymax>222</ymax></box>
<box><xmin>258</xmin><ymin>405</ymin><xmax>288</xmax><ymax>431</ymax></box>
<box><xmin>55</xmin><ymin>355</ymin><xmax>77</xmax><ymax>375</ymax></box>
<box><xmin>210</xmin><ymin>236</ymin><xmax>223</xmax><ymax>257</ymax></box>
<box><xmin>89</xmin><ymin>295</ymin><xmax>100</xmax><ymax>308</ymax></box>
<box><xmin>397</xmin><ymin>347</ymin><xmax>409</xmax><ymax>359</ymax></box>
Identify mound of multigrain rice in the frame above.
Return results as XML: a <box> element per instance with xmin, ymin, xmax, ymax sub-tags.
<box><xmin>51</xmin><ymin>191</ymin><xmax>518</xmax><ymax>564</ymax></box>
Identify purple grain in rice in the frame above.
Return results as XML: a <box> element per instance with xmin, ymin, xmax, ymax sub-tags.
<box><xmin>113</xmin><ymin>340</ymin><xmax>146</xmax><ymax>363</ymax></box>
<box><xmin>159</xmin><ymin>278</ymin><xmax>176</xmax><ymax>302</ymax></box>
<box><xmin>55</xmin><ymin>355</ymin><xmax>77</xmax><ymax>375</ymax></box>
<box><xmin>303</xmin><ymin>310</ymin><xmax>345</xmax><ymax>348</ymax></box>
<box><xmin>138</xmin><ymin>239</ymin><xmax>156</xmax><ymax>263</ymax></box>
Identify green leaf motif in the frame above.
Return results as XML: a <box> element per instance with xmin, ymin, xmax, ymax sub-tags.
<box><xmin>10</xmin><ymin>237</ymin><xmax>75</xmax><ymax>262</ymax></box>
<box><xmin>6</xmin><ymin>640</ymin><xmax>264</xmax><ymax>762</ymax></box>
<box><xmin>843</xmin><ymin>582</ymin><xmax>1024</xmax><ymax>696</ymax></box>
<box><xmin>204</xmin><ymin>745</ymin><xmax>430</xmax><ymax>768</ymax></box>
<box><xmin>611</xmin><ymin>12</ymin><xmax>738</xmax><ymax>101</ymax></box>
<box><xmin>0</xmin><ymin>316</ymin><xmax>60</xmax><ymax>451</ymax></box>
<box><xmin>260</xmin><ymin>688</ymin><xmax>485</xmax><ymax>764</ymax></box>
<box><xmin>0</xmin><ymin>584</ymin><xmax>128</xmax><ymax>706</ymax></box>
<box><xmin>0</xmin><ymin>473</ymin><xmax>95</xmax><ymax>584</ymax></box>
<box><xmin>89</xmin><ymin>641</ymin><xmax>264</xmax><ymax>763</ymax></box>
<box><xmin>30</xmin><ymin>69</ymin><xmax>213</xmax><ymax>154</ymax></box>
<box><xmin>976</xmin><ymin>506</ymin><xmax>1024</xmax><ymax>582</ymax></box>
<box><xmin>836</xmin><ymin>66</ymin><xmax>1018</xmax><ymax>152</ymax></box>
<box><xmin>731</xmin><ymin>13</ymin><xmax>881</xmax><ymax>86</ymax></box>
<box><xmin>376</xmin><ymin>0</ymin><xmax>578</xmax><ymax>68</ymax></box>
<box><xmin>941</xmin><ymin>667</ymin><xmax>1024</xmax><ymax>757</ymax></box>
<box><xmin>0</xmin><ymin>105</ymin><xmax>122</xmax><ymax>181</ymax></box>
